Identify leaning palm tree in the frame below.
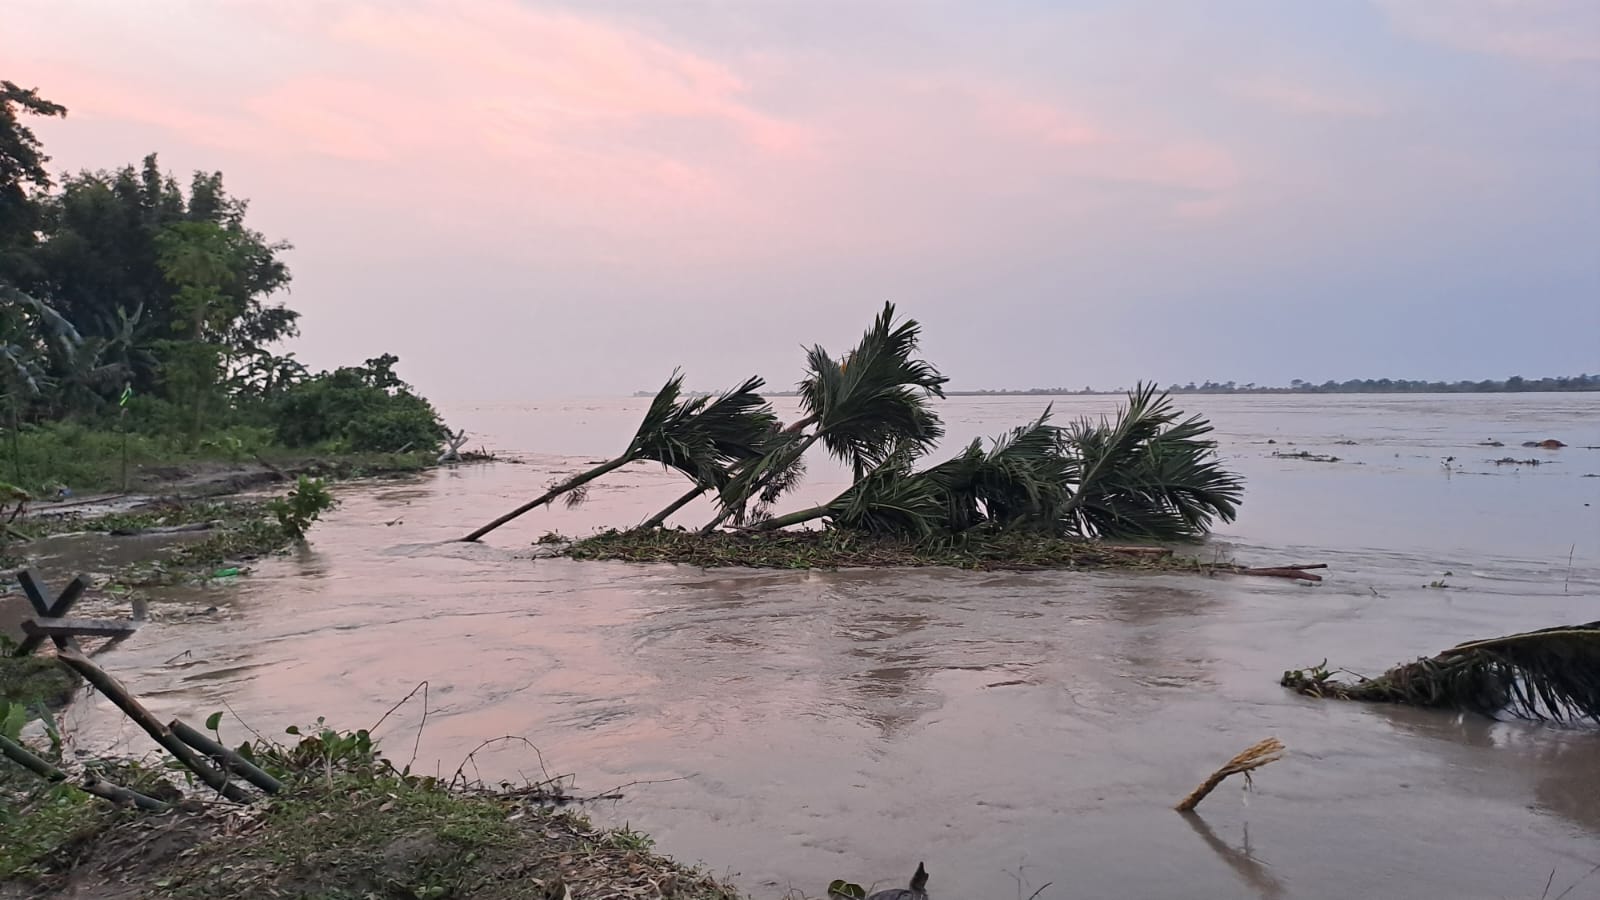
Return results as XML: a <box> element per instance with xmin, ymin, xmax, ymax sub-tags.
<box><xmin>1282</xmin><ymin>621</ymin><xmax>1600</xmax><ymax>723</ymax></box>
<box><xmin>752</xmin><ymin>411</ymin><xmax>1070</xmax><ymax>536</ymax></box>
<box><xmin>696</xmin><ymin>302</ymin><xmax>947</xmax><ymax>532</ymax></box>
<box><xmin>1057</xmin><ymin>384</ymin><xmax>1243</xmax><ymax>540</ymax></box>
<box><xmin>460</xmin><ymin>373</ymin><xmax>777</xmax><ymax>542</ymax></box>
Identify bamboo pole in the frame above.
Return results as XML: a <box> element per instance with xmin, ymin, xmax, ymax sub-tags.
<box><xmin>170</xmin><ymin>719</ymin><xmax>281</xmax><ymax>794</ymax></box>
<box><xmin>0</xmin><ymin>733</ymin><xmax>170</xmax><ymax>811</ymax></box>
<box><xmin>55</xmin><ymin>646</ymin><xmax>253</xmax><ymax>803</ymax></box>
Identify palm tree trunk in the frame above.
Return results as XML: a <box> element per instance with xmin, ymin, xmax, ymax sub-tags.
<box><xmin>460</xmin><ymin>456</ymin><xmax>631</xmax><ymax>542</ymax></box>
<box><xmin>750</xmin><ymin>504</ymin><xmax>829</xmax><ymax>531</ymax></box>
<box><xmin>641</xmin><ymin>484</ymin><xmax>703</xmax><ymax>530</ymax></box>
<box><xmin>698</xmin><ymin>431</ymin><xmax>821</xmax><ymax>534</ymax></box>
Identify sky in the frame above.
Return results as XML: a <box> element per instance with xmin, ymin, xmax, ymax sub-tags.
<box><xmin>5</xmin><ymin>0</ymin><xmax>1599</xmax><ymax>400</ymax></box>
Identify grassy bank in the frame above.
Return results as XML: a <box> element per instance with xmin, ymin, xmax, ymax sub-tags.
<box><xmin>0</xmin><ymin>421</ymin><xmax>442</xmax><ymax>497</ymax></box>
<box><xmin>1</xmin><ymin>720</ymin><xmax>741</xmax><ymax>898</ymax></box>
<box><xmin>562</xmin><ymin>527</ymin><xmax>1213</xmax><ymax>573</ymax></box>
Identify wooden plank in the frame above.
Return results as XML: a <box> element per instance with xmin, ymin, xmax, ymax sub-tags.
<box><xmin>21</xmin><ymin>617</ymin><xmax>138</xmax><ymax>638</ymax></box>
<box><xmin>13</xmin><ymin>573</ymin><xmax>88</xmax><ymax>656</ymax></box>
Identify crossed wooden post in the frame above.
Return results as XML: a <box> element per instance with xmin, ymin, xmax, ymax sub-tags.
<box><xmin>12</xmin><ymin>569</ymin><xmax>137</xmax><ymax>657</ymax></box>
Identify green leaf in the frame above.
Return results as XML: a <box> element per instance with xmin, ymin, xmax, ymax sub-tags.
<box><xmin>205</xmin><ymin>711</ymin><xmax>224</xmax><ymax>731</ymax></box>
<box><xmin>827</xmin><ymin>880</ymin><xmax>866</xmax><ymax>900</ymax></box>
<box><xmin>284</xmin><ymin>725</ymin><xmax>300</xmax><ymax>735</ymax></box>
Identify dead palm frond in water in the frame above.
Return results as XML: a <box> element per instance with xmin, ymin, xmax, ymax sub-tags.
<box><xmin>461</xmin><ymin>373</ymin><xmax>776</xmax><ymax>541</ymax></box>
<box><xmin>1175</xmin><ymin>738</ymin><xmax>1286</xmax><ymax>812</ymax></box>
<box><xmin>1282</xmin><ymin>622</ymin><xmax>1600</xmax><ymax>723</ymax></box>
<box><xmin>701</xmin><ymin>302</ymin><xmax>947</xmax><ymax>532</ymax></box>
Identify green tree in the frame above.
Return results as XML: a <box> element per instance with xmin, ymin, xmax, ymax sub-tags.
<box><xmin>0</xmin><ymin>81</ymin><xmax>66</xmax><ymax>281</ymax></box>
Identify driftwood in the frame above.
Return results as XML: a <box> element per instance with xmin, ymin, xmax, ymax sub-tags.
<box><xmin>171</xmin><ymin>719</ymin><xmax>282</xmax><ymax>794</ymax></box>
<box><xmin>1237</xmin><ymin>566</ymin><xmax>1323</xmax><ymax>582</ymax></box>
<box><xmin>1176</xmin><ymin>738</ymin><xmax>1286</xmax><ymax>812</ymax></box>
<box><xmin>108</xmin><ymin>521</ymin><xmax>216</xmax><ymax>537</ymax></box>
<box><xmin>0</xmin><ymin>733</ymin><xmax>170</xmax><ymax>811</ymax></box>
<box><xmin>22</xmin><ymin>617</ymin><xmax>140</xmax><ymax>640</ymax></box>
<box><xmin>55</xmin><ymin>646</ymin><xmax>253</xmax><ymax>803</ymax></box>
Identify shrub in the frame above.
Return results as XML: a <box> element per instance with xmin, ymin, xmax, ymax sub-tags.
<box><xmin>267</xmin><ymin>476</ymin><xmax>337</xmax><ymax>541</ymax></box>
<box><xmin>274</xmin><ymin>354</ymin><xmax>446</xmax><ymax>453</ymax></box>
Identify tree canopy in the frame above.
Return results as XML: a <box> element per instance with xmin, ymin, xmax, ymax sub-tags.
<box><xmin>0</xmin><ymin>79</ymin><xmax>445</xmax><ymax>479</ymax></box>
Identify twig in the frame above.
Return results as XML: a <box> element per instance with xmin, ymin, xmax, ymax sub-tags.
<box><xmin>1175</xmin><ymin>738</ymin><xmax>1286</xmax><ymax>812</ymax></box>
<box><xmin>1026</xmin><ymin>885</ymin><xmax>1054</xmax><ymax>900</ymax></box>
<box><xmin>1553</xmin><ymin>861</ymin><xmax>1600</xmax><ymax>900</ymax></box>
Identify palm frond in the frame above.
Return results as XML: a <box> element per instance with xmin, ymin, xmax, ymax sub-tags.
<box><xmin>798</xmin><ymin>302</ymin><xmax>948</xmax><ymax>479</ymax></box>
<box><xmin>920</xmin><ymin>407</ymin><xmax>1071</xmax><ymax>533</ymax></box>
<box><xmin>1059</xmin><ymin>383</ymin><xmax>1242</xmax><ymax>541</ymax></box>
<box><xmin>1282</xmin><ymin>622</ymin><xmax>1600</xmax><ymax>723</ymax></box>
<box><xmin>825</xmin><ymin>446</ymin><xmax>943</xmax><ymax>537</ymax></box>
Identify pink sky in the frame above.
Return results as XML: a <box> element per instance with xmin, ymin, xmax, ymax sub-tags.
<box><xmin>6</xmin><ymin>0</ymin><xmax>1598</xmax><ymax>398</ymax></box>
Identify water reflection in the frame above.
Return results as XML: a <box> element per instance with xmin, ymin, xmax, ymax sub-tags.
<box><xmin>1183</xmin><ymin>813</ymin><xmax>1288</xmax><ymax>900</ymax></box>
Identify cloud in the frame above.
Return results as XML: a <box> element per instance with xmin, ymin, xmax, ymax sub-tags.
<box><xmin>1227</xmin><ymin>77</ymin><xmax>1389</xmax><ymax>118</ymax></box>
<box><xmin>1376</xmin><ymin>0</ymin><xmax>1600</xmax><ymax>65</ymax></box>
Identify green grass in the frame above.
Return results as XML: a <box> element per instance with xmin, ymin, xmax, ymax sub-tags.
<box><xmin>2</xmin><ymin>719</ymin><xmax>743</xmax><ymax>899</ymax></box>
<box><xmin>0</xmin><ymin>421</ymin><xmax>439</xmax><ymax>496</ymax></box>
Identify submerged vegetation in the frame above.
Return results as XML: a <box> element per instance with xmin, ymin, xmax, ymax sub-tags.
<box><xmin>1283</xmin><ymin>621</ymin><xmax>1600</xmax><ymax>723</ymax></box>
<box><xmin>1</xmin><ymin>80</ymin><xmax>449</xmax><ymax>496</ymax></box>
<box><xmin>469</xmin><ymin>303</ymin><xmax>1243</xmax><ymax>552</ymax></box>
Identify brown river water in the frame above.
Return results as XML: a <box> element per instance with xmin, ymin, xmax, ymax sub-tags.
<box><xmin>10</xmin><ymin>394</ymin><xmax>1600</xmax><ymax>899</ymax></box>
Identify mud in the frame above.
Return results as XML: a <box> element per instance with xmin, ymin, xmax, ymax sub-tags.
<box><xmin>23</xmin><ymin>393</ymin><xmax>1600</xmax><ymax>899</ymax></box>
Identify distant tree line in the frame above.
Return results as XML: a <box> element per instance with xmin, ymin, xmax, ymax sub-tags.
<box><xmin>1163</xmin><ymin>375</ymin><xmax>1599</xmax><ymax>394</ymax></box>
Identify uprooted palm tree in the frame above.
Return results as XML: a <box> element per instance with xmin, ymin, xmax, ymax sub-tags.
<box><xmin>688</xmin><ymin>301</ymin><xmax>948</xmax><ymax>533</ymax></box>
<box><xmin>1282</xmin><ymin>622</ymin><xmax>1600</xmax><ymax>723</ymax></box>
<box><xmin>747</xmin><ymin>387</ymin><xmax>1242</xmax><ymax>542</ymax></box>
<box><xmin>460</xmin><ymin>373</ymin><xmax>777</xmax><ymax>542</ymax></box>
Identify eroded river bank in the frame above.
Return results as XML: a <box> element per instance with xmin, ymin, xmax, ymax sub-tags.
<box><xmin>7</xmin><ymin>393</ymin><xmax>1599</xmax><ymax>899</ymax></box>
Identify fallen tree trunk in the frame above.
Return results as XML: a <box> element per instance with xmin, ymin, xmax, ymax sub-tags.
<box><xmin>56</xmin><ymin>646</ymin><xmax>254</xmax><ymax>803</ymax></box>
<box><xmin>1237</xmin><ymin>566</ymin><xmax>1323</xmax><ymax>582</ymax></box>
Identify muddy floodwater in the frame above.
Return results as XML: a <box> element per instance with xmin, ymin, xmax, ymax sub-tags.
<box><xmin>24</xmin><ymin>394</ymin><xmax>1600</xmax><ymax>899</ymax></box>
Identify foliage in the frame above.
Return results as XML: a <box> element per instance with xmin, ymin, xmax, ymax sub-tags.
<box><xmin>1282</xmin><ymin>621</ymin><xmax>1600</xmax><ymax>722</ymax></box>
<box><xmin>267</xmin><ymin>476</ymin><xmax>336</xmax><ymax>541</ymax></box>
<box><xmin>1</xmin><ymin>82</ymin><xmax>452</xmax><ymax>480</ymax></box>
<box><xmin>275</xmin><ymin>354</ymin><xmax>448</xmax><ymax>453</ymax></box>
<box><xmin>711</xmin><ymin>302</ymin><xmax>946</xmax><ymax>525</ymax></box>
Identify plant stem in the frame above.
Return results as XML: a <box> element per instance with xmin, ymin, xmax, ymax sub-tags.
<box><xmin>699</xmin><ymin>432</ymin><xmax>820</xmax><ymax>534</ymax></box>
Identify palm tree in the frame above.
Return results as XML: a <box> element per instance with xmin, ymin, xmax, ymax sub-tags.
<box><xmin>747</xmin><ymin>387</ymin><xmax>1242</xmax><ymax>543</ymax></box>
<box><xmin>752</xmin><ymin>411</ymin><xmax>1068</xmax><ymax>535</ymax></box>
<box><xmin>697</xmin><ymin>302</ymin><xmax>947</xmax><ymax>532</ymax></box>
<box><xmin>460</xmin><ymin>373</ymin><xmax>777</xmax><ymax>542</ymax></box>
<box><xmin>1057</xmin><ymin>384</ymin><xmax>1243</xmax><ymax>540</ymax></box>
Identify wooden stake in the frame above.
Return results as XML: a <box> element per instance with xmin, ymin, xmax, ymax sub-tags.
<box><xmin>0</xmin><ymin>733</ymin><xmax>170</xmax><ymax>812</ymax></box>
<box><xmin>170</xmin><ymin>719</ymin><xmax>281</xmax><ymax>794</ymax></box>
<box><xmin>55</xmin><ymin>646</ymin><xmax>254</xmax><ymax>803</ymax></box>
